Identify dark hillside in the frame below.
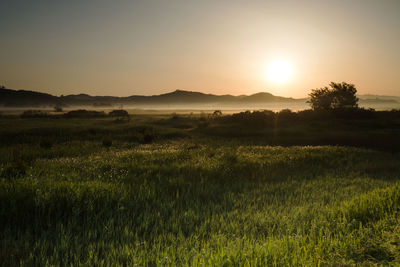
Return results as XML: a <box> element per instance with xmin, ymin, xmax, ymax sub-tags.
<box><xmin>0</xmin><ymin>88</ymin><xmax>60</xmax><ymax>106</ymax></box>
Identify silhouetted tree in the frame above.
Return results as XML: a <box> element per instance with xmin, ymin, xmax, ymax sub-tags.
<box><xmin>308</xmin><ymin>87</ymin><xmax>333</xmax><ymax>111</ymax></box>
<box><xmin>330</xmin><ymin>82</ymin><xmax>358</xmax><ymax>109</ymax></box>
<box><xmin>308</xmin><ymin>82</ymin><xmax>358</xmax><ymax>110</ymax></box>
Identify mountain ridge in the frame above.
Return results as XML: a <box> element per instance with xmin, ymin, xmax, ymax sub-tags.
<box><xmin>1</xmin><ymin>88</ymin><xmax>399</xmax><ymax>107</ymax></box>
<box><xmin>0</xmin><ymin>88</ymin><xmax>302</xmax><ymax>107</ymax></box>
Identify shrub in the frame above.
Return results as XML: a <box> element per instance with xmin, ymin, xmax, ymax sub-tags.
<box><xmin>277</xmin><ymin>109</ymin><xmax>296</xmax><ymax>122</ymax></box>
<box><xmin>330</xmin><ymin>107</ymin><xmax>375</xmax><ymax>119</ymax></box>
<box><xmin>226</xmin><ymin>110</ymin><xmax>275</xmax><ymax>126</ymax></box>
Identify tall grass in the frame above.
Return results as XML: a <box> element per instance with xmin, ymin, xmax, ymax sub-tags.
<box><xmin>1</xmin><ymin>114</ymin><xmax>400</xmax><ymax>265</ymax></box>
<box><xmin>1</xmin><ymin>139</ymin><xmax>400</xmax><ymax>265</ymax></box>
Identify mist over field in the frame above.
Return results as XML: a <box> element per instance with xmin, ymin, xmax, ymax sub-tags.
<box><xmin>1</xmin><ymin>87</ymin><xmax>400</xmax><ymax>115</ymax></box>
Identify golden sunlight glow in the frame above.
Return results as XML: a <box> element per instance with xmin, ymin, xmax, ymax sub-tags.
<box><xmin>265</xmin><ymin>60</ymin><xmax>293</xmax><ymax>84</ymax></box>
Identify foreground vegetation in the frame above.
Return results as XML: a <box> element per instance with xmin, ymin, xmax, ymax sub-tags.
<box><xmin>1</xmin><ymin>110</ymin><xmax>400</xmax><ymax>265</ymax></box>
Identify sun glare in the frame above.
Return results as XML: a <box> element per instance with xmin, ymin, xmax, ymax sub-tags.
<box><xmin>265</xmin><ymin>60</ymin><xmax>293</xmax><ymax>84</ymax></box>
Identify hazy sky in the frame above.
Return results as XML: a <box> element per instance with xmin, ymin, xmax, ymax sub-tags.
<box><xmin>1</xmin><ymin>0</ymin><xmax>399</xmax><ymax>97</ymax></box>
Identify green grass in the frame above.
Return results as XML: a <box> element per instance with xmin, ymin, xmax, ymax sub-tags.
<box><xmin>1</xmin><ymin>115</ymin><xmax>400</xmax><ymax>266</ymax></box>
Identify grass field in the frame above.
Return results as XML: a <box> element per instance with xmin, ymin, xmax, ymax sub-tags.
<box><xmin>1</xmin><ymin>112</ymin><xmax>400</xmax><ymax>266</ymax></box>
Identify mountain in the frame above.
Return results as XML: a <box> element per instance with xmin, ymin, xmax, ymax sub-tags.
<box><xmin>358</xmin><ymin>94</ymin><xmax>400</xmax><ymax>101</ymax></box>
<box><xmin>358</xmin><ymin>94</ymin><xmax>400</xmax><ymax>103</ymax></box>
<box><xmin>0</xmin><ymin>88</ymin><xmax>301</xmax><ymax>107</ymax></box>
<box><xmin>0</xmin><ymin>88</ymin><xmax>61</xmax><ymax>107</ymax></box>
<box><xmin>240</xmin><ymin>92</ymin><xmax>296</xmax><ymax>103</ymax></box>
<box><xmin>2</xmin><ymin>88</ymin><xmax>398</xmax><ymax>109</ymax></box>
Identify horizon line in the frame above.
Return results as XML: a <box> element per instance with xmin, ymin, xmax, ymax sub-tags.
<box><xmin>3</xmin><ymin>86</ymin><xmax>400</xmax><ymax>99</ymax></box>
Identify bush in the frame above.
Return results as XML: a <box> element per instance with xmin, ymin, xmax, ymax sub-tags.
<box><xmin>222</xmin><ymin>110</ymin><xmax>275</xmax><ymax>126</ymax></box>
<box><xmin>277</xmin><ymin>109</ymin><xmax>296</xmax><ymax>122</ymax></box>
<box><xmin>330</xmin><ymin>107</ymin><xmax>375</xmax><ymax>119</ymax></box>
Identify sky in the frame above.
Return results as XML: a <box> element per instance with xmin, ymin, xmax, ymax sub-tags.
<box><xmin>1</xmin><ymin>0</ymin><xmax>399</xmax><ymax>98</ymax></box>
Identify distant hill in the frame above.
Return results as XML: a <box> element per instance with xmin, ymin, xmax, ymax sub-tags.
<box><xmin>239</xmin><ymin>92</ymin><xmax>296</xmax><ymax>103</ymax></box>
<box><xmin>0</xmin><ymin>88</ymin><xmax>60</xmax><ymax>107</ymax></box>
<box><xmin>358</xmin><ymin>94</ymin><xmax>400</xmax><ymax>103</ymax></box>
<box><xmin>1</xmin><ymin>88</ymin><xmax>399</xmax><ymax>109</ymax></box>
<box><xmin>0</xmin><ymin>88</ymin><xmax>302</xmax><ymax>107</ymax></box>
<box><xmin>358</xmin><ymin>94</ymin><xmax>400</xmax><ymax>101</ymax></box>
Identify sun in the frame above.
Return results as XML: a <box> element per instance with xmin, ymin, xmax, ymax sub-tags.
<box><xmin>264</xmin><ymin>60</ymin><xmax>293</xmax><ymax>84</ymax></box>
